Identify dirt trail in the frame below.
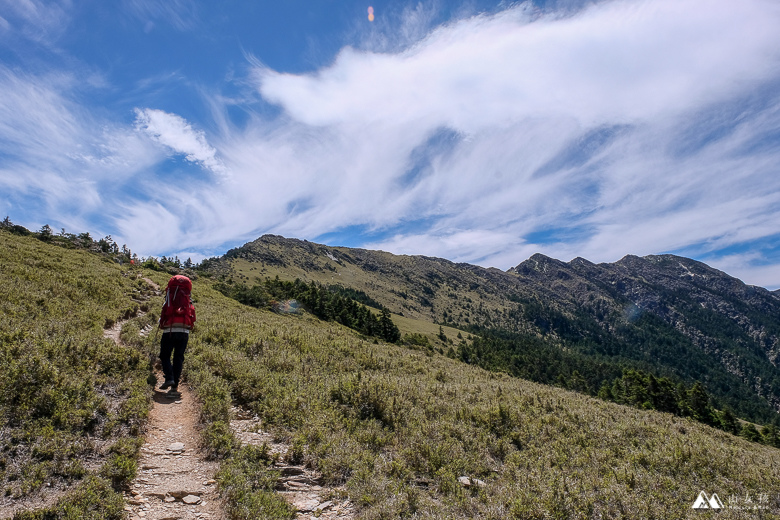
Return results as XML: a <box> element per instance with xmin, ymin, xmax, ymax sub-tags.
<box><xmin>123</xmin><ymin>378</ymin><xmax>226</xmax><ymax>520</ymax></box>
<box><xmin>142</xmin><ymin>277</ymin><xmax>160</xmax><ymax>291</ymax></box>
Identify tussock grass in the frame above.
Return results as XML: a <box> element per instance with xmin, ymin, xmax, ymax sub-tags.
<box><xmin>183</xmin><ymin>277</ymin><xmax>780</xmax><ymax>518</ymax></box>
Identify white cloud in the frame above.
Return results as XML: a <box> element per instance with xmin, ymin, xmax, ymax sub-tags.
<box><xmin>190</xmin><ymin>0</ymin><xmax>775</xmax><ymax>288</ymax></box>
<box><xmin>0</xmin><ymin>66</ymin><xmax>163</xmax><ymax>233</ymax></box>
<box><xmin>257</xmin><ymin>0</ymin><xmax>779</xmax><ymax>129</ymax></box>
<box><xmin>709</xmin><ymin>254</ymin><xmax>780</xmax><ymax>291</ymax></box>
<box><xmin>134</xmin><ymin>108</ymin><xmax>226</xmax><ymax>177</ymax></box>
<box><xmin>364</xmin><ymin>228</ymin><xmax>528</xmax><ymax>265</ymax></box>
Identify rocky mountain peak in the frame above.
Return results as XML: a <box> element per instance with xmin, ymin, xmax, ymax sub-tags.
<box><xmin>509</xmin><ymin>253</ymin><xmax>569</xmax><ymax>275</ymax></box>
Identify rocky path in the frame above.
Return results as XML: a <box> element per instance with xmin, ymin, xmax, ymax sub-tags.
<box><xmin>123</xmin><ymin>379</ymin><xmax>226</xmax><ymax>520</ymax></box>
<box><xmin>230</xmin><ymin>410</ymin><xmax>356</xmax><ymax>519</ymax></box>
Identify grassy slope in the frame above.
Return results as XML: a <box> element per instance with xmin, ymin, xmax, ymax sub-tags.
<box><xmin>183</xmin><ymin>273</ymin><xmax>780</xmax><ymax>519</ymax></box>
<box><xmin>229</xmin><ymin>247</ymin><xmax>508</xmax><ymax>327</ymax></box>
<box><xmin>5</xmin><ymin>232</ymin><xmax>780</xmax><ymax>518</ymax></box>
<box><xmin>230</xmin><ymin>256</ymin><xmax>467</xmax><ymax>349</ymax></box>
<box><xmin>0</xmin><ymin>232</ymin><xmax>153</xmax><ymax>519</ymax></box>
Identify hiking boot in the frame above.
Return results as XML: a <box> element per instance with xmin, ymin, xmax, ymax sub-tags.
<box><xmin>160</xmin><ymin>380</ymin><xmax>175</xmax><ymax>390</ymax></box>
<box><xmin>167</xmin><ymin>385</ymin><xmax>179</xmax><ymax>395</ymax></box>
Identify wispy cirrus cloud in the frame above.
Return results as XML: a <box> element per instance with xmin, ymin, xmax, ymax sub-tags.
<box><xmin>228</xmin><ymin>0</ymin><xmax>780</xmax><ymax>286</ymax></box>
<box><xmin>0</xmin><ymin>0</ymin><xmax>71</xmax><ymax>45</ymax></box>
<box><xmin>123</xmin><ymin>0</ymin><xmax>199</xmax><ymax>31</ymax></box>
<box><xmin>0</xmin><ymin>66</ymin><xmax>162</xmax><ymax>232</ymax></box>
<box><xmin>110</xmin><ymin>0</ymin><xmax>780</xmax><ymax>289</ymax></box>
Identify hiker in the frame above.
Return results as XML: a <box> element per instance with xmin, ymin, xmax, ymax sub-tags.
<box><xmin>159</xmin><ymin>274</ymin><xmax>196</xmax><ymax>394</ymax></box>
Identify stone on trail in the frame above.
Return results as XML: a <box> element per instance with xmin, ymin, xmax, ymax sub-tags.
<box><xmin>167</xmin><ymin>442</ymin><xmax>185</xmax><ymax>453</ymax></box>
<box><xmin>279</xmin><ymin>466</ymin><xmax>305</xmax><ymax>477</ymax></box>
<box><xmin>317</xmin><ymin>500</ymin><xmax>334</xmax><ymax>511</ymax></box>
<box><xmin>182</xmin><ymin>494</ymin><xmax>202</xmax><ymax>505</ymax></box>
<box><xmin>170</xmin><ymin>490</ymin><xmax>201</xmax><ymax>499</ymax></box>
<box><xmin>293</xmin><ymin>497</ymin><xmax>321</xmax><ymax>512</ymax></box>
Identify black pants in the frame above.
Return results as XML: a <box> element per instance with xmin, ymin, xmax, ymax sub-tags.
<box><xmin>160</xmin><ymin>331</ymin><xmax>189</xmax><ymax>385</ymax></box>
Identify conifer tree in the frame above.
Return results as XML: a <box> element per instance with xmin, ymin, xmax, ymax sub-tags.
<box><xmin>718</xmin><ymin>407</ymin><xmax>739</xmax><ymax>434</ymax></box>
<box><xmin>598</xmin><ymin>381</ymin><xmax>613</xmax><ymax>400</ymax></box>
<box><xmin>687</xmin><ymin>382</ymin><xmax>714</xmax><ymax>424</ymax></box>
<box><xmin>761</xmin><ymin>424</ymin><xmax>780</xmax><ymax>447</ymax></box>
<box><xmin>740</xmin><ymin>423</ymin><xmax>762</xmax><ymax>442</ymax></box>
<box><xmin>38</xmin><ymin>224</ymin><xmax>53</xmax><ymax>241</ymax></box>
<box><xmin>380</xmin><ymin>308</ymin><xmax>401</xmax><ymax>343</ymax></box>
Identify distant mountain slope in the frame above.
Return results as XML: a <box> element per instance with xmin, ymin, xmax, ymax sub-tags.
<box><xmin>510</xmin><ymin>253</ymin><xmax>780</xmax><ymax>416</ymax></box>
<box><xmin>210</xmin><ymin>235</ymin><xmax>780</xmax><ymax>424</ymax></box>
<box><xmin>183</xmin><ymin>238</ymin><xmax>780</xmax><ymax>518</ymax></box>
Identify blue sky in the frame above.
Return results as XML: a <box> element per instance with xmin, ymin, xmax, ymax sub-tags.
<box><xmin>1</xmin><ymin>0</ymin><xmax>780</xmax><ymax>289</ymax></box>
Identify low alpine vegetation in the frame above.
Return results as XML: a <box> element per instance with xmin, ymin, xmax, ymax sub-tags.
<box><xmin>0</xmin><ymin>230</ymin><xmax>152</xmax><ymax>518</ymax></box>
<box><xmin>5</xmin><ymin>226</ymin><xmax>780</xmax><ymax>518</ymax></box>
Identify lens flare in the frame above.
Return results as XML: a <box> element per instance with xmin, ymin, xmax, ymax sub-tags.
<box><xmin>368</xmin><ymin>6</ymin><xmax>374</xmax><ymax>22</ymax></box>
<box><xmin>273</xmin><ymin>299</ymin><xmax>300</xmax><ymax>314</ymax></box>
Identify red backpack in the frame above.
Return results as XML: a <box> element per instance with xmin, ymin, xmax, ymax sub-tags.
<box><xmin>160</xmin><ymin>275</ymin><xmax>196</xmax><ymax>329</ymax></box>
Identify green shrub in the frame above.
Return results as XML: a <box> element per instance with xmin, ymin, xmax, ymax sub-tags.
<box><xmin>202</xmin><ymin>421</ymin><xmax>240</xmax><ymax>460</ymax></box>
<box><xmin>99</xmin><ymin>453</ymin><xmax>137</xmax><ymax>491</ymax></box>
<box><xmin>217</xmin><ymin>445</ymin><xmax>296</xmax><ymax>520</ymax></box>
<box><xmin>12</xmin><ymin>475</ymin><xmax>125</xmax><ymax>520</ymax></box>
<box><xmin>0</xmin><ymin>233</ymin><xmax>154</xmax><ymax>509</ymax></box>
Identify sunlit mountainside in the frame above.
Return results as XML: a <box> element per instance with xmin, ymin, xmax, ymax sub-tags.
<box><xmin>209</xmin><ymin>234</ymin><xmax>780</xmax><ymax>427</ymax></box>
<box><xmin>3</xmin><ymin>226</ymin><xmax>780</xmax><ymax>518</ymax></box>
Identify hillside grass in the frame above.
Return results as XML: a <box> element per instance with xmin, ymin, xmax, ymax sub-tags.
<box><xmin>230</xmin><ymin>256</ymin><xmax>468</xmax><ymax>350</ymax></box>
<box><xmin>174</xmin><ymin>276</ymin><xmax>780</xmax><ymax>518</ymax></box>
<box><xmin>0</xmin><ymin>232</ymin><xmax>152</xmax><ymax>519</ymax></box>
<box><xmin>222</xmin><ymin>237</ymin><xmax>780</xmax><ymax>432</ymax></box>
<box><xmin>6</xmin><ymin>231</ymin><xmax>780</xmax><ymax>518</ymax></box>
<box><xmin>393</xmin><ymin>313</ymin><xmax>465</xmax><ymax>344</ymax></box>
<box><xmin>229</xmin><ymin>253</ymin><xmax>497</xmax><ymax>324</ymax></box>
